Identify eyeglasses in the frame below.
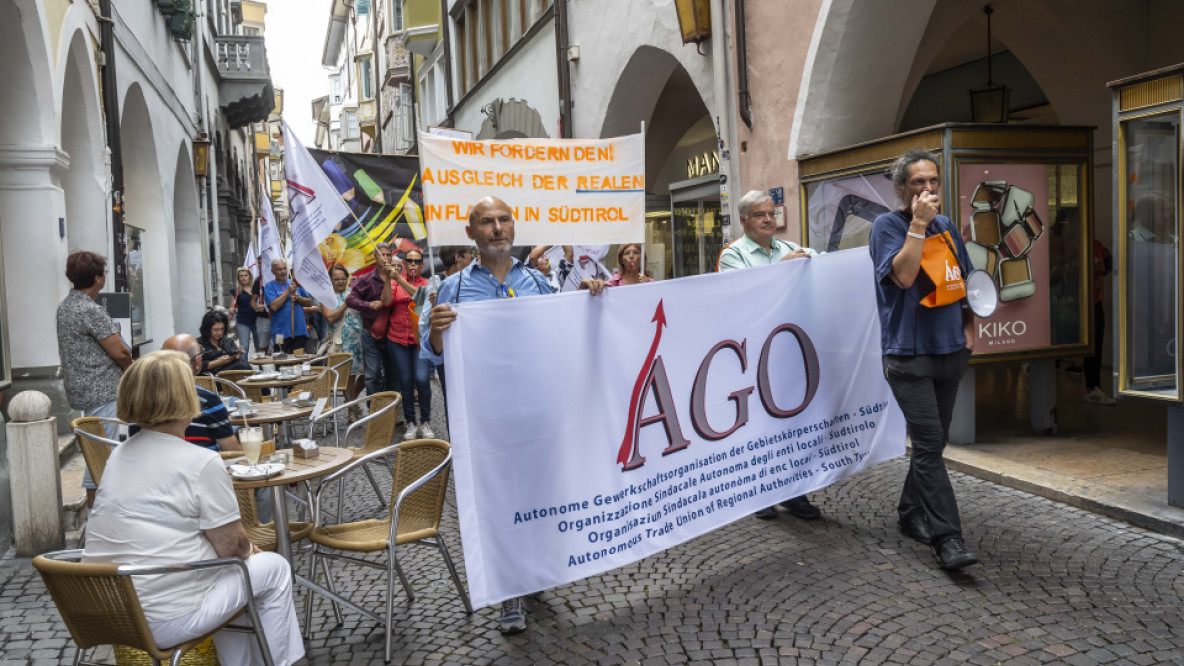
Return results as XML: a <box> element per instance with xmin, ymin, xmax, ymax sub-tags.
<box><xmin>405</xmin><ymin>259</ymin><xmax>423</xmax><ymax>264</ymax></box>
<box><xmin>748</xmin><ymin>211</ymin><xmax>776</xmax><ymax>220</ymax></box>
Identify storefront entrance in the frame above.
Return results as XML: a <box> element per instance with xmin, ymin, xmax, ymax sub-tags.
<box><xmin>667</xmin><ymin>174</ymin><xmax>723</xmax><ymax>278</ymax></box>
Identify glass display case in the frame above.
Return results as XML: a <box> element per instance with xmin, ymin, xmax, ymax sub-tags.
<box><xmin>1110</xmin><ymin>67</ymin><xmax>1184</xmax><ymax>402</ymax></box>
<box><xmin>798</xmin><ymin>124</ymin><xmax>1094</xmax><ymax>363</ymax></box>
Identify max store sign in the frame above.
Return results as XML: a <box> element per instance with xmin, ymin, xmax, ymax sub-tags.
<box><xmin>616</xmin><ymin>301</ymin><xmax>820</xmax><ymax>471</ymax></box>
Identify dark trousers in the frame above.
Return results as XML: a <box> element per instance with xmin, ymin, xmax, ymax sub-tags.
<box><xmin>281</xmin><ymin>335</ymin><xmax>308</xmax><ymax>354</ymax></box>
<box><xmin>1084</xmin><ymin>301</ymin><xmax>1105</xmax><ymax>391</ymax></box>
<box><xmin>883</xmin><ymin>347</ymin><xmax>972</xmax><ymax>548</ymax></box>
<box><xmin>437</xmin><ymin>364</ymin><xmax>449</xmax><ymax>422</ymax></box>
<box><xmin>388</xmin><ymin>340</ymin><xmax>431</xmax><ymax>424</ymax></box>
<box><xmin>361</xmin><ymin>332</ymin><xmax>398</xmax><ymax>396</ymax></box>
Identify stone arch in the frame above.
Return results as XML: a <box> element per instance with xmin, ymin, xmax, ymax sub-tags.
<box><xmin>475</xmin><ymin>99</ymin><xmax>549</xmax><ymax>140</ymax></box>
<box><xmin>121</xmin><ymin>83</ymin><xmax>170</xmax><ymax>348</ymax></box>
<box><xmin>788</xmin><ymin>0</ymin><xmax>1179</xmax><ymax>158</ymax></box>
<box><xmin>60</xmin><ymin>29</ymin><xmax>108</xmax><ymax>256</ymax></box>
<box><xmin>0</xmin><ymin>0</ymin><xmax>55</xmax><ymax>146</ymax></box>
<box><xmin>601</xmin><ymin>46</ymin><xmax>713</xmax><ymax>195</ymax></box>
<box><xmin>0</xmin><ymin>0</ymin><xmax>64</xmax><ymax>374</ymax></box>
<box><xmin>172</xmin><ymin>143</ymin><xmax>205</xmax><ymax>335</ymax></box>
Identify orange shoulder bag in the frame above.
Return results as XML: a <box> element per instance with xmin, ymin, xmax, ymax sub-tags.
<box><xmin>918</xmin><ymin>231</ymin><xmax>967</xmax><ymax>307</ymax></box>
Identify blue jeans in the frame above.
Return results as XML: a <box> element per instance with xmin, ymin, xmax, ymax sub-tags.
<box><xmin>236</xmin><ymin>319</ymin><xmax>269</xmax><ymax>355</ymax></box>
<box><xmin>388</xmin><ymin>340</ymin><xmax>431</xmax><ymax>424</ymax></box>
<box><xmin>81</xmin><ymin>400</ymin><xmax>119</xmax><ymax>489</ymax></box>
<box><xmin>362</xmin><ymin>333</ymin><xmax>398</xmax><ymax>396</ymax></box>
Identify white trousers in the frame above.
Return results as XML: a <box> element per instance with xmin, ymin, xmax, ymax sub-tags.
<box><xmin>149</xmin><ymin>553</ymin><xmax>305</xmax><ymax>666</ymax></box>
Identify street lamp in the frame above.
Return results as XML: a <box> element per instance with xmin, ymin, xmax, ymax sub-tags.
<box><xmin>673</xmin><ymin>0</ymin><xmax>711</xmax><ymax>52</ymax></box>
<box><xmin>192</xmin><ymin>134</ymin><xmax>210</xmax><ymax>177</ymax></box>
<box><xmin>968</xmin><ymin>5</ymin><xmax>1010</xmax><ymax>123</ymax></box>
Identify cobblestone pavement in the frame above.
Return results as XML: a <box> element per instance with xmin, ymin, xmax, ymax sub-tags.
<box><xmin>4</xmin><ymin>381</ymin><xmax>1184</xmax><ymax>665</ymax></box>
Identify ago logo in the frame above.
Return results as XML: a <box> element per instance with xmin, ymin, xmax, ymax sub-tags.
<box><xmin>615</xmin><ymin>300</ymin><xmax>822</xmax><ymax>471</ymax></box>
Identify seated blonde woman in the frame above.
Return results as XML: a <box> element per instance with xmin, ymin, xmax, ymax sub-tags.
<box><xmin>82</xmin><ymin>350</ymin><xmax>304</xmax><ymax>666</ymax></box>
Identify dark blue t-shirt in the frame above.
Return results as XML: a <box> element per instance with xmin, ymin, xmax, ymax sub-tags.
<box><xmin>868</xmin><ymin>210</ymin><xmax>972</xmax><ymax>356</ymax></box>
<box><xmin>231</xmin><ymin>288</ymin><xmax>259</xmax><ymax>327</ymax></box>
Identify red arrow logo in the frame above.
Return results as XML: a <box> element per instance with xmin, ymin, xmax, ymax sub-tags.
<box><xmin>617</xmin><ymin>300</ymin><xmax>667</xmax><ymax>466</ymax></box>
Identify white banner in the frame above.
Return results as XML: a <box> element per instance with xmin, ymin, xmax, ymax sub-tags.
<box><xmin>419</xmin><ymin>132</ymin><xmax>645</xmax><ymax>246</ymax></box>
<box><xmin>248</xmin><ymin>180</ymin><xmax>285</xmax><ymax>281</ymax></box>
<box><xmin>283</xmin><ymin>123</ymin><xmax>351</xmax><ymax>305</ymax></box>
<box><xmin>443</xmin><ymin>249</ymin><xmax>907</xmax><ymax>609</ymax></box>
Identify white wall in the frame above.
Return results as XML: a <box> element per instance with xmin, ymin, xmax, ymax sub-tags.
<box><xmin>567</xmin><ymin>0</ymin><xmax>716</xmax><ymax>139</ymax></box>
<box><xmin>452</xmin><ymin>21</ymin><xmax>560</xmax><ymax>137</ymax></box>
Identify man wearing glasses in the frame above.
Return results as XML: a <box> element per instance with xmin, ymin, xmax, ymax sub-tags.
<box><xmin>716</xmin><ymin>189</ymin><xmax>822</xmax><ymax>522</ymax></box>
<box><xmin>421</xmin><ymin>195</ymin><xmax>607</xmax><ymax>635</ymax></box>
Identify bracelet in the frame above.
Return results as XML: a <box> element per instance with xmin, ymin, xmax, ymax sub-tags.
<box><xmin>907</xmin><ymin>231</ymin><xmax>926</xmax><ymax>240</ymax></box>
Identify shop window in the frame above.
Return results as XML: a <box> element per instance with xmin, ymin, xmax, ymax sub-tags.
<box><xmin>1122</xmin><ymin>113</ymin><xmax>1179</xmax><ymax>397</ymax></box>
<box><xmin>127</xmin><ymin>226</ymin><xmax>148</xmax><ymax>346</ymax></box>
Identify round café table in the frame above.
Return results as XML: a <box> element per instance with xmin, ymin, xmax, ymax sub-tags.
<box><xmin>231</xmin><ymin>445</ymin><xmax>356</xmax><ymax>628</ymax></box>
<box><xmin>247</xmin><ymin>354</ymin><xmax>315</xmax><ymax>368</ymax></box>
<box><xmin>233</xmin><ymin>400</ymin><xmax>316</xmax><ymax>442</ymax></box>
<box><xmin>238</xmin><ymin>373</ymin><xmax>317</xmax><ymax>402</ymax></box>
<box><xmin>231</xmin><ymin>445</ymin><xmax>354</xmax><ymax>563</ymax></box>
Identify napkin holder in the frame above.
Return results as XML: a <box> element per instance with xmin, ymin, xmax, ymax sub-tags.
<box><xmin>293</xmin><ymin>438</ymin><xmax>320</xmax><ymax>459</ymax></box>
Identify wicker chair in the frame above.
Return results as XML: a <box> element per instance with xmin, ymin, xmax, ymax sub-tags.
<box><xmin>193</xmin><ymin>375</ymin><xmax>217</xmax><ymax>394</ymax></box>
<box><xmin>325</xmin><ymin>352</ymin><xmax>352</xmax><ymax>404</ymax></box>
<box><xmin>217</xmin><ymin>369</ymin><xmax>264</xmax><ymax>402</ymax></box>
<box><xmin>287</xmin><ymin>366</ymin><xmax>340</xmax><ymax>439</ymax></box>
<box><xmin>33</xmin><ymin>549</ymin><xmax>274</xmax><ymax>666</ymax></box>
<box><xmin>217</xmin><ymin>441</ymin><xmax>313</xmax><ymax>553</ymax></box>
<box><xmin>309</xmin><ymin>392</ymin><xmax>400</xmax><ymax>508</ymax></box>
<box><xmin>208</xmin><ymin>377</ymin><xmax>247</xmax><ymax>399</ymax></box>
<box><xmin>304</xmin><ymin>440</ymin><xmax>471</xmax><ymax>663</ymax></box>
<box><xmin>71</xmin><ymin>417</ymin><xmax>127</xmax><ymax>486</ymax></box>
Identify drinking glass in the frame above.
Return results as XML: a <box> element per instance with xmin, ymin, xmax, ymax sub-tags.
<box><xmin>240</xmin><ymin>427</ymin><xmax>264</xmax><ymax>473</ymax></box>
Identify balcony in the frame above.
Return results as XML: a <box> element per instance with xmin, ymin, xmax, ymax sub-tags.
<box><xmin>384</xmin><ymin>34</ymin><xmax>411</xmax><ymax>87</ymax></box>
<box><xmin>216</xmin><ymin>35</ymin><xmax>275</xmax><ymax>129</ymax></box>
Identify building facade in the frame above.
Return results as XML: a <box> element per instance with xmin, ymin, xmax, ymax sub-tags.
<box><xmin>0</xmin><ymin>0</ymin><xmax>274</xmax><ymax>551</ymax></box>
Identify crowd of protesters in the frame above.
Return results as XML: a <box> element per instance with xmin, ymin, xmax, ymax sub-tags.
<box><xmin>57</xmin><ymin>152</ymin><xmax>1040</xmax><ymax>653</ymax></box>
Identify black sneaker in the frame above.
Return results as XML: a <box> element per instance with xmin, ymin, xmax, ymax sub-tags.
<box><xmin>780</xmin><ymin>495</ymin><xmax>822</xmax><ymax>520</ymax></box>
<box><xmin>936</xmin><ymin>538</ymin><xmax>979</xmax><ymax>570</ymax></box>
<box><xmin>753</xmin><ymin>506</ymin><xmax>778</xmax><ymax>520</ymax></box>
<box><xmin>498</xmin><ymin>596</ymin><xmax>527</xmax><ymax>634</ymax></box>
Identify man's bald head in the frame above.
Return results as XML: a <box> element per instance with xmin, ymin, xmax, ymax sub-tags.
<box><xmin>466</xmin><ymin>196</ymin><xmax>515</xmax><ymax>256</ymax></box>
<box><xmin>162</xmin><ymin>334</ymin><xmax>202</xmax><ymax>375</ymax></box>
<box><xmin>466</xmin><ymin>196</ymin><xmax>509</xmax><ymax>223</ymax></box>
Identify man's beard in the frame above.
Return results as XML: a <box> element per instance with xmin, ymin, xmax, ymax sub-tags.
<box><xmin>480</xmin><ymin>239</ymin><xmax>512</xmax><ymax>259</ymax></box>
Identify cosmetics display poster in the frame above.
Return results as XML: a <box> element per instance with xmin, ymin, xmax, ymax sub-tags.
<box><xmin>958</xmin><ymin>163</ymin><xmax>1052</xmax><ymax>353</ymax></box>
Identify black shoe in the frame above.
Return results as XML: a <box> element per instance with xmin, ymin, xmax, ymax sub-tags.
<box><xmin>936</xmin><ymin>538</ymin><xmax>979</xmax><ymax>570</ymax></box>
<box><xmin>753</xmin><ymin>506</ymin><xmax>778</xmax><ymax>520</ymax></box>
<box><xmin>780</xmin><ymin>495</ymin><xmax>822</xmax><ymax>520</ymax></box>
<box><xmin>898</xmin><ymin>515</ymin><xmax>931</xmax><ymax>545</ymax></box>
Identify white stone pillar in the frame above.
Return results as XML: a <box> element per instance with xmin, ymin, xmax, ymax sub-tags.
<box><xmin>0</xmin><ymin>145</ymin><xmax>70</xmax><ymax>371</ymax></box>
<box><xmin>6</xmin><ymin>391</ymin><xmax>64</xmax><ymax>557</ymax></box>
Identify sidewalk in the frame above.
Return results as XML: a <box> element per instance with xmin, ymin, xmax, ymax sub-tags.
<box><xmin>943</xmin><ymin>362</ymin><xmax>1184</xmax><ymax>538</ymax></box>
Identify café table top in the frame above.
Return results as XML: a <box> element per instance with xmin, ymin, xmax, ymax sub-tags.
<box><xmin>232</xmin><ymin>399</ymin><xmax>315</xmax><ymax>426</ymax></box>
<box><xmin>238</xmin><ymin>373</ymin><xmax>318</xmax><ymax>390</ymax></box>
<box><xmin>229</xmin><ymin>445</ymin><xmax>354</xmax><ymax>489</ymax></box>
<box><xmin>248</xmin><ymin>354</ymin><xmax>314</xmax><ymax>367</ymax></box>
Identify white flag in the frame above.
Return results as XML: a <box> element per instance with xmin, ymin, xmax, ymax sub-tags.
<box><xmin>282</xmin><ymin>122</ymin><xmax>351</xmax><ymax>305</ymax></box>
<box><xmin>248</xmin><ymin>180</ymin><xmax>285</xmax><ymax>282</ymax></box>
